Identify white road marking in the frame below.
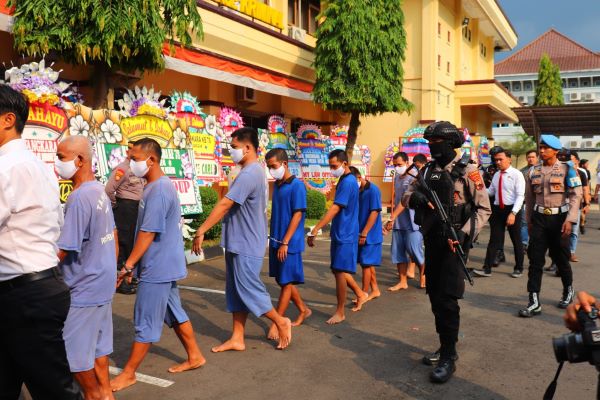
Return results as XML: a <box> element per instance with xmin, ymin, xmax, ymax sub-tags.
<box><xmin>108</xmin><ymin>366</ymin><xmax>174</xmax><ymax>388</ymax></box>
<box><xmin>179</xmin><ymin>285</ymin><xmax>335</xmax><ymax>309</ymax></box>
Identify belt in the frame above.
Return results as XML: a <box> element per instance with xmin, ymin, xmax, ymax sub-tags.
<box><xmin>533</xmin><ymin>204</ymin><xmax>569</xmax><ymax>216</ymax></box>
<box><xmin>0</xmin><ymin>267</ymin><xmax>61</xmax><ymax>294</ymax></box>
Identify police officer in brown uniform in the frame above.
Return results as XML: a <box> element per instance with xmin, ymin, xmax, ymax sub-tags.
<box><xmin>519</xmin><ymin>134</ymin><xmax>582</xmax><ymax>317</ymax></box>
<box><xmin>105</xmin><ymin>141</ymin><xmax>144</xmax><ymax>294</ymax></box>
<box><xmin>403</xmin><ymin>122</ymin><xmax>491</xmax><ymax>383</ymax></box>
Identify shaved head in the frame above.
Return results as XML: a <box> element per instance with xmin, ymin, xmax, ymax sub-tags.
<box><xmin>59</xmin><ymin>135</ymin><xmax>93</xmax><ymax>161</ymax></box>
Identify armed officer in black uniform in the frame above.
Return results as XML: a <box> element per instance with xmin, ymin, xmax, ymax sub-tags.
<box><xmin>403</xmin><ymin>122</ymin><xmax>491</xmax><ymax>383</ymax></box>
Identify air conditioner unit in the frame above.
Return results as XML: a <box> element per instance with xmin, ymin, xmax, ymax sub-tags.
<box><xmin>288</xmin><ymin>26</ymin><xmax>307</xmax><ymax>42</ymax></box>
<box><xmin>517</xmin><ymin>96</ymin><xmax>525</xmax><ymax>103</ymax></box>
<box><xmin>570</xmin><ymin>92</ymin><xmax>581</xmax><ymax>102</ymax></box>
<box><xmin>582</xmin><ymin>140</ymin><xmax>594</xmax><ymax>148</ymax></box>
<box><xmin>569</xmin><ymin>140</ymin><xmax>579</xmax><ymax>148</ymax></box>
<box><xmin>236</xmin><ymin>86</ymin><xmax>257</xmax><ymax>104</ymax></box>
<box><xmin>582</xmin><ymin>93</ymin><xmax>595</xmax><ymax>101</ymax></box>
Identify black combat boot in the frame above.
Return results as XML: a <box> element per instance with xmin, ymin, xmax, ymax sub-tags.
<box><xmin>518</xmin><ymin>292</ymin><xmax>541</xmax><ymax>317</ymax></box>
<box><xmin>429</xmin><ymin>358</ymin><xmax>457</xmax><ymax>383</ymax></box>
<box><xmin>422</xmin><ymin>348</ymin><xmax>459</xmax><ymax>366</ymax></box>
<box><xmin>557</xmin><ymin>286</ymin><xmax>574</xmax><ymax>309</ymax></box>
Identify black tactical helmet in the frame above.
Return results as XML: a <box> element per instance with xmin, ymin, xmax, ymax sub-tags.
<box><xmin>423</xmin><ymin>121</ymin><xmax>464</xmax><ymax>149</ymax></box>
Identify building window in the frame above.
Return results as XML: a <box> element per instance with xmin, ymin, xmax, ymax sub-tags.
<box><xmin>581</xmin><ymin>77</ymin><xmax>591</xmax><ymax>87</ymax></box>
<box><xmin>593</xmin><ymin>77</ymin><xmax>600</xmax><ymax>86</ymax></box>
<box><xmin>562</xmin><ymin>79</ymin><xmax>567</xmax><ymax>88</ymax></box>
<box><xmin>288</xmin><ymin>0</ymin><xmax>320</xmax><ymax>35</ymax></box>
<box><xmin>480</xmin><ymin>43</ymin><xmax>487</xmax><ymax>58</ymax></box>
<box><xmin>524</xmin><ymin>81</ymin><xmax>532</xmax><ymax>91</ymax></box>
<box><xmin>501</xmin><ymin>82</ymin><xmax>510</xmax><ymax>91</ymax></box>
<box><xmin>438</xmin><ymin>55</ymin><xmax>441</xmax><ymax>69</ymax></box>
<box><xmin>447</xmin><ymin>61</ymin><xmax>450</xmax><ymax>74</ymax></box>
<box><xmin>513</xmin><ymin>82</ymin><xmax>521</xmax><ymax>91</ymax></box>
<box><xmin>463</xmin><ymin>27</ymin><xmax>471</xmax><ymax>42</ymax></box>
<box><xmin>438</xmin><ymin>22</ymin><xmax>441</xmax><ymax>36</ymax></box>
<box><xmin>447</xmin><ymin>30</ymin><xmax>451</xmax><ymax>42</ymax></box>
<box><xmin>568</xmin><ymin>78</ymin><xmax>578</xmax><ymax>88</ymax></box>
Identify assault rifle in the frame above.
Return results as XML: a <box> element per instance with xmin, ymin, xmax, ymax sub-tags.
<box><xmin>407</xmin><ymin>165</ymin><xmax>474</xmax><ymax>286</ymax></box>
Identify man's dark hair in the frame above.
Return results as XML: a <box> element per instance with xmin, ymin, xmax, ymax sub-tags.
<box><xmin>525</xmin><ymin>149</ymin><xmax>537</xmax><ymax>157</ymax></box>
<box><xmin>393</xmin><ymin>151</ymin><xmax>408</xmax><ymax>162</ymax></box>
<box><xmin>134</xmin><ymin>137</ymin><xmax>162</xmax><ymax>161</ymax></box>
<box><xmin>413</xmin><ymin>153</ymin><xmax>427</xmax><ymax>165</ymax></box>
<box><xmin>348</xmin><ymin>166</ymin><xmax>361</xmax><ymax>178</ymax></box>
<box><xmin>489</xmin><ymin>146</ymin><xmax>504</xmax><ymax>157</ymax></box>
<box><xmin>493</xmin><ymin>148</ymin><xmax>512</xmax><ymax>158</ymax></box>
<box><xmin>231</xmin><ymin>127</ymin><xmax>259</xmax><ymax>150</ymax></box>
<box><xmin>0</xmin><ymin>84</ymin><xmax>29</xmax><ymax>134</ymax></box>
<box><xmin>265</xmin><ymin>148</ymin><xmax>288</xmax><ymax>163</ymax></box>
<box><xmin>329</xmin><ymin>149</ymin><xmax>348</xmax><ymax>163</ymax></box>
<box><xmin>571</xmin><ymin>150</ymin><xmax>580</xmax><ymax>161</ymax></box>
<box><xmin>580</xmin><ymin>159</ymin><xmax>589</xmax><ymax>167</ymax></box>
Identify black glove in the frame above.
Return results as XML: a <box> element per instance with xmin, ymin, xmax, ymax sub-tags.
<box><xmin>408</xmin><ymin>191</ymin><xmax>428</xmax><ymax>209</ymax></box>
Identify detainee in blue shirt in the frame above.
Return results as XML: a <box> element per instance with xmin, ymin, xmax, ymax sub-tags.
<box><xmin>265</xmin><ymin>148</ymin><xmax>311</xmax><ymax>341</ymax></box>
<box><xmin>192</xmin><ymin>128</ymin><xmax>292</xmax><ymax>352</ymax></box>
<box><xmin>111</xmin><ymin>138</ymin><xmax>206</xmax><ymax>393</ymax></box>
<box><xmin>308</xmin><ymin>150</ymin><xmax>369</xmax><ymax>325</ymax></box>
<box><xmin>349</xmin><ymin>166</ymin><xmax>383</xmax><ymax>302</ymax></box>
<box><xmin>55</xmin><ymin>136</ymin><xmax>118</xmax><ymax>400</ymax></box>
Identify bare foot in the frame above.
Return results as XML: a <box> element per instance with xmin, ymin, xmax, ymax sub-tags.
<box><xmin>211</xmin><ymin>339</ymin><xmax>246</xmax><ymax>353</ymax></box>
<box><xmin>387</xmin><ymin>282</ymin><xmax>408</xmax><ymax>292</ymax></box>
<box><xmin>367</xmin><ymin>290</ymin><xmax>381</xmax><ymax>300</ymax></box>
<box><xmin>110</xmin><ymin>372</ymin><xmax>136</xmax><ymax>392</ymax></box>
<box><xmin>326</xmin><ymin>313</ymin><xmax>345</xmax><ymax>325</ymax></box>
<box><xmin>292</xmin><ymin>308</ymin><xmax>312</xmax><ymax>326</ymax></box>
<box><xmin>267</xmin><ymin>323</ymin><xmax>279</xmax><ymax>340</ymax></box>
<box><xmin>419</xmin><ymin>276</ymin><xmax>426</xmax><ymax>289</ymax></box>
<box><xmin>352</xmin><ymin>292</ymin><xmax>369</xmax><ymax>312</ymax></box>
<box><xmin>168</xmin><ymin>356</ymin><xmax>206</xmax><ymax>373</ymax></box>
<box><xmin>276</xmin><ymin>318</ymin><xmax>292</xmax><ymax>350</ymax></box>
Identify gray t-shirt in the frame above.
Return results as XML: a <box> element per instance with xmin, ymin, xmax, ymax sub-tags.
<box><xmin>221</xmin><ymin>162</ymin><xmax>267</xmax><ymax>258</ymax></box>
<box><xmin>393</xmin><ymin>174</ymin><xmax>418</xmax><ymax>231</ymax></box>
<box><xmin>57</xmin><ymin>181</ymin><xmax>117</xmax><ymax>307</ymax></box>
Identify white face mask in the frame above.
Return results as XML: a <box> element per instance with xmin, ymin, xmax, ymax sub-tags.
<box><xmin>269</xmin><ymin>165</ymin><xmax>286</xmax><ymax>180</ymax></box>
<box><xmin>54</xmin><ymin>157</ymin><xmax>79</xmax><ymax>180</ymax></box>
<box><xmin>331</xmin><ymin>164</ymin><xmax>345</xmax><ymax>178</ymax></box>
<box><xmin>230</xmin><ymin>147</ymin><xmax>246</xmax><ymax>164</ymax></box>
<box><xmin>395</xmin><ymin>165</ymin><xmax>407</xmax><ymax>175</ymax></box>
<box><xmin>130</xmin><ymin>158</ymin><xmax>150</xmax><ymax>178</ymax></box>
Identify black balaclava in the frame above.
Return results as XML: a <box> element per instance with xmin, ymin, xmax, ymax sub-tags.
<box><xmin>429</xmin><ymin>140</ymin><xmax>456</xmax><ymax>168</ymax></box>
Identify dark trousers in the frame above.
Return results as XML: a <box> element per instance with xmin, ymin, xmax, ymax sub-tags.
<box><xmin>424</xmin><ymin>235</ymin><xmax>465</xmax><ymax>358</ymax></box>
<box><xmin>527</xmin><ymin>212</ymin><xmax>573</xmax><ymax>293</ymax></box>
<box><xmin>0</xmin><ymin>276</ymin><xmax>82</xmax><ymax>400</ymax></box>
<box><xmin>114</xmin><ymin>197</ymin><xmax>139</xmax><ymax>266</ymax></box>
<box><xmin>484</xmin><ymin>206</ymin><xmax>524</xmax><ymax>270</ymax></box>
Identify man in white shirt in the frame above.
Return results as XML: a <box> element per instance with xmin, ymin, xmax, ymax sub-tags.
<box><xmin>0</xmin><ymin>84</ymin><xmax>81</xmax><ymax>399</ymax></box>
<box><xmin>473</xmin><ymin>148</ymin><xmax>526</xmax><ymax>278</ymax></box>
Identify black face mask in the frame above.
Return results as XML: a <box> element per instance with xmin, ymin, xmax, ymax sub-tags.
<box><xmin>429</xmin><ymin>141</ymin><xmax>456</xmax><ymax>167</ymax></box>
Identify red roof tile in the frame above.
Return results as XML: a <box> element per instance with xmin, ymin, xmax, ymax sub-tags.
<box><xmin>496</xmin><ymin>29</ymin><xmax>600</xmax><ymax>75</ymax></box>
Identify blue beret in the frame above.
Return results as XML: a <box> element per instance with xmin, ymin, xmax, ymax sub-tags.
<box><xmin>540</xmin><ymin>134</ymin><xmax>562</xmax><ymax>150</ymax></box>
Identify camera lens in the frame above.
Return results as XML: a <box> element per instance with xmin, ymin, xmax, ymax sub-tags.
<box><xmin>553</xmin><ymin>333</ymin><xmax>588</xmax><ymax>363</ymax></box>
<box><xmin>552</xmin><ymin>336</ymin><xmax>570</xmax><ymax>362</ymax></box>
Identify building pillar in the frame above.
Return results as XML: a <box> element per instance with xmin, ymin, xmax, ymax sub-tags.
<box><xmin>421</xmin><ymin>0</ymin><xmax>439</xmax><ymax>122</ymax></box>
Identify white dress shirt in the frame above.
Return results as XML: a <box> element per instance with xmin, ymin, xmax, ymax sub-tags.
<box><xmin>487</xmin><ymin>165</ymin><xmax>526</xmax><ymax>213</ymax></box>
<box><xmin>0</xmin><ymin>139</ymin><xmax>63</xmax><ymax>281</ymax></box>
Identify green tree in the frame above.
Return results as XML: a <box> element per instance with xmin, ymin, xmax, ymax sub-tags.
<box><xmin>9</xmin><ymin>0</ymin><xmax>203</xmax><ymax>108</ymax></box>
<box><xmin>534</xmin><ymin>54</ymin><xmax>564</xmax><ymax>106</ymax></box>
<box><xmin>496</xmin><ymin>132</ymin><xmax>536</xmax><ymax>166</ymax></box>
<box><xmin>313</xmin><ymin>0</ymin><xmax>413</xmax><ymax>160</ymax></box>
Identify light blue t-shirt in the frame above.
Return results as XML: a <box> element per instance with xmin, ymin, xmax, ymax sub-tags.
<box><xmin>222</xmin><ymin>162</ymin><xmax>267</xmax><ymax>258</ymax></box>
<box><xmin>331</xmin><ymin>172</ymin><xmax>359</xmax><ymax>244</ymax></box>
<box><xmin>136</xmin><ymin>176</ymin><xmax>187</xmax><ymax>283</ymax></box>
<box><xmin>393</xmin><ymin>174</ymin><xmax>419</xmax><ymax>231</ymax></box>
<box><xmin>57</xmin><ymin>181</ymin><xmax>117</xmax><ymax>307</ymax></box>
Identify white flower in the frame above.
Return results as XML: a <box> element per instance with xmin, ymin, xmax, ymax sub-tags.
<box><xmin>205</xmin><ymin>115</ymin><xmax>217</xmax><ymax>136</ymax></box>
<box><xmin>260</xmin><ymin>132</ymin><xmax>270</xmax><ymax>148</ymax></box>
<box><xmin>288</xmin><ymin>135</ymin><xmax>297</xmax><ymax>150</ymax></box>
<box><xmin>173</xmin><ymin>128</ymin><xmax>187</xmax><ymax>149</ymax></box>
<box><xmin>100</xmin><ymin>119</ymin><xmax>122</xmax><ymax>144</ymax></box>
<box><xmin>69</xmin><ymin>115</ymin><xmax>90</xmax><ymax>136</ymax></box>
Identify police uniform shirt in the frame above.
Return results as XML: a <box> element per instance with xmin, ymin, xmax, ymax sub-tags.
<box><xmin>0</xmin><ymin>139</ymin><xmax>64</xmax><ymax>281</ymax></box>
<box><xmin>525</xmin><ymin>160</ymin><xmax>582</xmax><ymax>224</ymax></box>
<box><xmin>105</xmin><ymin>160</ymin><xmax>144</xmax><ymax>204</ymax></box>
<box><xmin>402</xmin><ymin>154</ymin><xmax>491</xmax><ymax>238</ymax></box>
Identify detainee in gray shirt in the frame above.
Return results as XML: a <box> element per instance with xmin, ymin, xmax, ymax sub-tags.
<box><xmin>192</xmin><ymin>127</ymin><xmax>292</xmax><ymax>352</ymax></box>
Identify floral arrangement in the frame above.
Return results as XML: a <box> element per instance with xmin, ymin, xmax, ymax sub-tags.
<box><xmin>170</xmin><ymin>91</ymin><xmax>204</xmax><ymax>116</ymax></box>
<box><xmin>218</xmin><ymin>107</ymin><xmax>244</xmax><ymax>131</ymax></box>
<box><xmin>296</xmin><ymin>124</ymin><xmax>322</xmax><ymax>140</ymax></box>
<box><xmin>330</xmin><ymin>125</ymin><xmax>348</xmax><ymax>138</ymax></box>
<box><xmin>359</xmin><ymin>145</ymin><xmax>372</xmax><ymax>166</ymax></box>
<box><xmin>267</xmin><ymin>115</ymin><xmax>286</xmax><ymax>133</ymax></box>
<box><xmin>2</xmin><ymin>60</ymin><xmax>78</xmax><ymax>106</ymax></box>
<box><xmin>117</xmin><ymin>86</ymin><xmax>167</xmax><ymax>118</ymax></box>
